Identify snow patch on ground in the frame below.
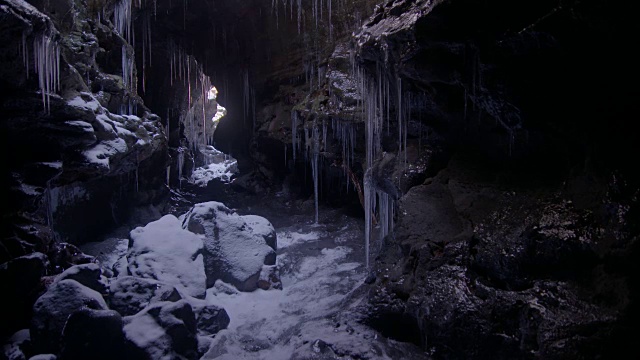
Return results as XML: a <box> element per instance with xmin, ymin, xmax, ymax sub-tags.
<box><xmin>277</xmin><ymin>230</ymin><xmax>320</xmax><ymax>249</ymax></box>
<box><xmin>81</xmin><ymin>237</ymin><xmax>129</xmax><ymax>271</ymax></box>
<box><xmin>191</xmin><ymin>162</ymin><xmax>237</xmax><ymax>186</ymax></box>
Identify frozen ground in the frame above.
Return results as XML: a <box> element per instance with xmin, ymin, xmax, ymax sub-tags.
<box><xmin>83</xmin><ymin>198</ymin><xmax>427</xmax><ymax>359</ymax></box>
<box><xmin>199</xmin><ymin>207</ymin><xmax>425</xmax><ymax>359</ymax></box>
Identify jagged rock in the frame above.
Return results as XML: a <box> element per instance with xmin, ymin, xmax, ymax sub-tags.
<box><xmin>47</xmin><ymin>243</ymin><xmax>94</xmax><ymax>274</ymax></box>
<box><xmin>190</xmin><ymin>304</ymin><xmax>230</xmax><ymax>336</ymax></box>
<box><xmin>108</xmin><ymin>276</ymin><xmax>182</xmax><ymax>317</ymax></box>
<box><xmin>54</xmin><ymin>263</ymin><xmax>106</xmax><ymax>293</ymax></box>
<box><xmin>0</xmin><ymin>253</ymin><xmax>48</xmax><ymax>338</ymax></box>
<box><xmin>183</xmin><ymin>202</ymin><xmax>277</xmax><ymax>291</ymax></box>
<box><xmin>127</xmin><ymin>215</ymin><xmax>206</xmax><ymax>299</ymax></box>
<box><xmin>123</xmin><ymin>300</ymin><xmax>199</xmax><ymax>360</ymax></box>
<box><xmin>30</xmin><ymin>279</ymin><xmax>107</xmax><ymax>354</ymax></box>
<box><xmin>59</xmin><ymin>308</ymin><xmax>125</xmax><ymax>360</ymax></box>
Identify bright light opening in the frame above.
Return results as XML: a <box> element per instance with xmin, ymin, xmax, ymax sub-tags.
<box><xmin>207</xmin><ymin>86</ymin><xmax>218</xmax><ymax>100</ymax></box>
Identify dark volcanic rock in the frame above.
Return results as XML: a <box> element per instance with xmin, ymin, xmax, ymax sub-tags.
<box><xmin>123</xmin><ymin>300</ymin><xmax>199</xmax><ymax>360</ymax></box>
<box><xmin>59</xmin><ymin>308</ymin><xmax>125</xmax><ymax>360</ymax></box>
<box><xmin>31</xmin><ymin>279</ymin><xmax>108</xmax><ymax>354</ymax></box>
<box><xmin>0</xmin><ymin>253</ymin><xmax>49</xmax><ymax>339</ymax></box>
<box><xmin>108</xmin><ymin>276</ymin><xmax>182</xmax><ymax>317</ymax></box>
<box><xmin>366</xmin><ymin>155</ymin><xmax>637</xmax><ymax>359</ymax></box>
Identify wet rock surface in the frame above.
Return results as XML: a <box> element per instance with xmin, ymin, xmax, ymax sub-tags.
<box><xmin>365</xmin><ymin>155</ymin><xmax>638</xmax><ymax>359</ymax></box>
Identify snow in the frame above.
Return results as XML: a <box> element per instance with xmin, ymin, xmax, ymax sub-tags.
<box><xmin>83</xmin><ymin>138</ymin><xmax>128</xmax><ymax>168</ymax></box>
<box><xmin>127</xmin><ymin>215</ymin><xmax>206</xmax><ymax>298</ymax></box>
<box><xmin>191</xmin><ymin>161</ymin><xmax>237</xmax><ymax>187</ymax></box>
<box><xmin>276</xmin><ymin>230</ymin><xmax>320</xmax><ymax>249</ymax></box>
<box><xmin>39</xmin><ymin>161</ymin><xmax>62</xmax><ymax>169</ymax></box>
<box><xmin>82</xmin><ymin>203</ymin><xmax>418</xmax><ymax>358</ymax></box>
<box><xmin>200</xmin><ymin>241</ymin><xmax>366</xmax><ymax>359</ymax></box>
<box><xmin>19</xmin><ymin>183</ymin><xmax>42</xmax><ymax>196</ymax></box>
<box><xmin>123</xmin><ymin>311</ymin><xmax>170</xmax><ymax>357</ymax></box>
<box><xmin>184</xmin><ymin>202</ymin><xmax>275</xmax><ymax>291</ymax></box>
<box><xmin>67</xmin><ymin>94</ymin><xmax>100</xmax><ymax>111</ymax></box>
<box><xmin>241</xmin><ymin>214</ymin><xmax>276</xmax><ymax>249</ymax></box>
<box><xmin>31</xmin><ymin>279</ymin><xmax>108</xmax><ymax>353</ymax></box>
<box><xmin>65</xmin><ymin>120</ymin><xmax>94</xmax><ymax>133</ymax></box>
<box><xmin>80</xmin><ymin>237</ymin><xmax>128</xmax><ymax>272</ymax></box>
<box><xmin>95</xmin><ymin>114</ymin><xmax>116</xmax><ymax>134</ymax></box>
<box><xmin>123</xmin><ymin>300</ymin><xmax>198</xmax><ymax>360</ymax></box>
<box><xmin>28</xmin><ymin>355</ymin><xmax>57</xmax><ymax>360</ymax></box>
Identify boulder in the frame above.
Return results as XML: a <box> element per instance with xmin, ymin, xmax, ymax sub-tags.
<box><xmin>241</xmin><ymin>215</ymin><xmax>277</xmax><ymax>250</ymax></box>
<box><xmin>183</xmin><ymin>202</ymin><xmax>276</xmax><ymax>291</ymax></box>
<box><xmin>2</xmin><ymin>329</ymin><xmax>31</xmax><ymax>360</ymax></box>
<box><xmin>190</xmin><ymin>304</ymin><xmax>230</xmax><ymax>336</ymax></box>
<box><xmin>31</xmin><ymin>280</ymin><xmax>108</xmax><ymax>354</ymax></box>
<box><xmin>59</xmin><ymin>309</ymin><xmax>125</xmax><ymax>360</ymax></box>
<box><xmin>0</xmin><ymin>253</ymin><xmax>48</xmax><ymax>338</ymax></box>
<box><xmin>54</xmin><ymin>263</ymin><xmax>106</xmax><ymax>293</ymax></box>
<box><xmin>108</xmin><ymin>276</ymin><xmax>182</xmax><ymax>317</ymax></box>
<box><xmin>123</xmin><ymin>300</ymin><xmax>199</xmax><ymax>360</ymax></box>
<box><xmin>127</xmin><ymin>215</ymin><xmax>206</xmax><ymax>298</ymax></box>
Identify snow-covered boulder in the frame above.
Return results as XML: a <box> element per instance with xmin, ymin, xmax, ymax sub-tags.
<box><xmin>123</xmin><ymin>300</ymin><xmax>199</xmax><ymax>360</ymax></box>
<box><xmin>59</xmin><ymin>308</ymin><xmax>125</xmax><ymax>360</ymax></box>
<box><xmin>31</xmin><ymin>279</ymin><xmax>108</xmax><ymax>354</ymax></box>
<box><xmin>108</xmin><ymin>276</ymin><xmax>182</xmax><ymax>317</ymax></box>
<box><xmin>127</xmin><ymin>215</ymin><xmax>206</xmax><ymax>298</ymax></box>
<box><xmin>241</xmin><ymin>214</ymin><xmax>277</xmax><ymax>250</ymax></box>
<box><xmin>183</xmin><ymin>202</ymin><xmax>277</xmax><ymax>291</ymax></box>
<box><xmin>54</xmin><ymin>263</ymin><xmax>106</xmax><ymax>293</ymax></box>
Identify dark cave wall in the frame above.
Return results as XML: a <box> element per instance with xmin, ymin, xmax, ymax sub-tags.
<box><xmin>349</xmin><ymin>0</ymin><xmax>639</xmax><ymax>358</ymax></box>
<box><xmin>0</xmin><ymin>0</ymin><xmax>168</xmax><ymax>268</ymax></box>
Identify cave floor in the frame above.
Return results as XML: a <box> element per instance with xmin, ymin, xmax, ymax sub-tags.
<box><xmin>83</xmin><ymin>184</ymin><xmax>428</xmax><ymax>359</ymax></box>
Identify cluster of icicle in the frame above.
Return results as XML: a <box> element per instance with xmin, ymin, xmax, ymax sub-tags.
<box><xmin>242</xmin><ymin>69</ymin><xmax>256</xmax><ymax>128</ymax></box>
<box><xmin>20</xmin><ymin>31</ymin><xmax>61</xmax><ymax>113</ymax></box>
<box><xmin>352</xmin><ymin>58</ymin><xmax>415</xmax><ymax>268</ymax></box>
<box><xmin>169</xmin><ymin>41</ymin><xmax>215</xmax><ymax>151</ymax></box>
<box><xmin>271</xmin><ymin>0</ymin><xmax>343</xmax><ymax>38</ymax></box>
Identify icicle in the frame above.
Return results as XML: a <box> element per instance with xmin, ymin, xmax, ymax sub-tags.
<box><xmin>311</xmin><ymin>124</ymin><xmax>320</xmax><ymax>224</ymax></box>
<box><xmin>135</xmin><ymin>151</ymin><xmax>139</xmax><ymax>192</ymax></box>
<box><xmin>364</xmin><ymin>169</ymin><xmax>372</xmax><ymax>268</ymax></box>
<box><xmin>114</xmin><ymin>0</ymin><xmax>133</xmax><ymax>44</ymax></box>
<box><xmin>33</xmin><ymin>34</ymin><xmax>60</xmax><ymax>113</ymax></box>
<box><xmin>297</xmin><ymin>0</ymin><xmax>302</xmax><ymax>34</ymax></box>
<box><xmin>291</xmin><ymin>110</ymin><xmax>299</xmax><ymax>162</ymax></box>
<box><xmin>166</xmin><ymin>166</ymin><xmax>171</xmax><ymax>188</ymax></box>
